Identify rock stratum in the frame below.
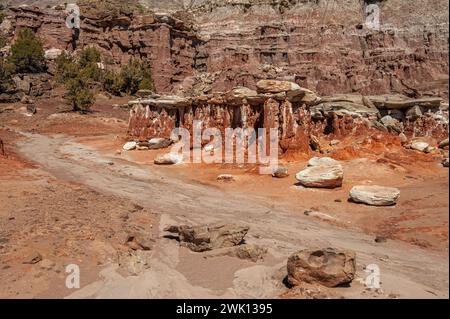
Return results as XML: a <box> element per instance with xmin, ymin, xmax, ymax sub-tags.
<box><xmin>1</xmin><ymin>0</ymin><xmax>448</xmax><ymax>97</ymax></box>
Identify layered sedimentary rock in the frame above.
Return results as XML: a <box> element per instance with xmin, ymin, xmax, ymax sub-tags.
<box><xmin>3</xmin><ymin>5</ymin><xmax>198</xmax><ymax>93</ymax></box>
<box><xmin>126</xmin><ymin>80</ymin><xmax>448</xmax><ymax>153</ymax></box>
<box><xmin>2</xmin><ymin>0</ymin><xmax>449</xmax><ymax>96</ymax></box>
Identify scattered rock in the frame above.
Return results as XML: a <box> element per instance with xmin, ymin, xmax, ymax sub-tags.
<box><xmin>438</xmin><ymin>138</ymin><xmax>449</xmax><ymax>149</ymax></box>
<box><xmin>296</xmin><ymin>157</ymin><xmax>343</xmax><ymax>188</ymax></box>
<box><xmin>287</xmin><ymin>248</ymin><xmax>356</xmax><ymax>288</ymax></box>
<box><xmin>23</xmin><ymin>251</ymin><xmax>42</xmax><ymax>264</ymax></box>
<box><xmin>380</xmin><ymin>115</ymin><xmax>403</xmax><ymax>133</ymax></box>
<box><xmin>122</xmin><ymin>141</ymin><xmax>137</xmax><ymax>151</ymax></box>
<box><xmin>217</xmin><ymin>174</ymin><xmax>235</xmax><ymax>182</ymax></box>
<box><xmin>148</xmin><ymin>137</ymin><xmax>172</xmax><ymax>149</ymax></box>
<box><xmin>44</xmin><ymin>48</ymin><xmax>63</xmax><ymax>60</ymax></box>
<box><xmin>410</xmin><ymin>141</ymin><xmax>434</xmax><ymax>153</ymax></box>
<box><xmin>309</xmin><ymin>135</ymin><xmax>323</xmax><ymax>152</ymax></box>
<box><xmin>232</xmin><ymin>244</ymin><xmax>268</xmax><ymax>262</ymax></box>
<box><xmin>26</xmin><ymin>103</ymin><xmax>36</xmax><ymax>115</ymax></box>
<box><xmin>398</xmin><ymin>132</ymin><xmax>408</xmax><ymax>144</ymax></box>
<box><xmin>154</xmin><ymin>153</ymin><xmax>183</xmax><ymax>165</ymax></box>
<box><xmin>125</xmin><ymin>233</ymin><xmax>155</xmax><ymax>251</ymax></box>
<box><xmin>442</xmin><ymin>158</ymin><xmax>449</xmax><ymax>167</ymax></box>
<box><xmin>349</xmin><ymin>185</ymin><xmax>400</xmax><ymax>206</ymax></box>
<box><xmin>164</xmin><ymin>223</ymin><xmax>249</xmax><ymax>252</ymax></box>
<box><xmin>405</xmin><ymin>105</ymin><xmax>423</xmax><ymax>120</ymax></box>
<box><xmin>272</xmin><ymin>166</ymin><xmax>289</xmax><ymax>178</ymax></box>
<box><xmin>374</xmin><ymin>236</ymin><xmax>387</xmax><ymax>243</ymax></box>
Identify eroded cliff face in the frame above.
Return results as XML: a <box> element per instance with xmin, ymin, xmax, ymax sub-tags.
<box><xmin>2</xmin><ymin>0</ymin><xmax>449</xmax><ymax>97</ymax></box>
<box><xmin>190</xmin><ymin>0</ymin><xmax>449</xmax><ymax>97</ymax></box>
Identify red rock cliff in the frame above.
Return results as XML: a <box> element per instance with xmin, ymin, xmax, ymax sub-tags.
<box><xmin>2</xmin><ymin>0</ymin><xmax>449</xmax><ymax>97</ymax></box>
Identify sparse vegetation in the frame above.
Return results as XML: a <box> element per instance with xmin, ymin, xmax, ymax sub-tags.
<box><xmin>65</xmin><ymin>76</ymin><xmax>95</xmax><ymax>113</ymax></box>
<box><xmin>56</xmin><ymin>47</ymin><xmax>102</xmax><ymax>112</ymax></box>
<box><xmin>0</xmin><ymin>10</ymin><xmax>5</xmax><ymax>24</ymax></box>
<box><xmin>8</xmin><ymin>28</ymin><xmax>45</xmax><ymax>74</ymax></box>
<box><xmin>0</xmin><ymin>58</ymin><xmax>12</xmax><ymax>93</ymax></box>
<box><xmin>0</xmin><ymin>35</ymin><xmax>6</xmax><ymax>49</ymax></box>
<box><xmin>102</xmin><ymin>57</ymin><xmax>155</xmax><ymax>96</ymax></box>
<box><xmin>56</xmin><ymin>46</ymin><xmax>155</xmax><ymax>111</ymax></box>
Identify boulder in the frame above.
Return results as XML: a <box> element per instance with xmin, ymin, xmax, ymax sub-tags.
<box><xmin>296</xmin><ymin>158</ymin><xmax>343</xmax><ymax>188</ymax></box>
<box><xmin>164</xmin><ymin>223</ymin><xmax>249</xmax><ymax>252</ymax></box>
<box><xmin>410</xmin><ymin>141</ymin><xmax>434</xmax><ymax>153</ymax></box>
<box><xmin>122</xmin><ymin>141</ymin><xmax>137</xmax><ymax>151</ymax></box>
<box><xmin>438</xmin><ymin>138</ymin><xmax>449</xmax><ymax>149</ymax></box>
<box><xmin>12</xmin><ymin>76</ymin><xmax>31</xmax><ymax>94</ymax></box>
<box><xmin>272</xmin><ymin>166</ymin><xmax>289</xmax><ymax>178</ymax></box>
<box><xmin>380</xmin><ymin>115</ymin><xmax>403</xmax><ymax>133</ymax></box>
<box><xmin>399</xmin><ymin>132</ymin><xmax>408</xmax><ymax>144</ymax></box>
<box><xmin>154</xmin><ymin>153</ymin><xmax>183</xmax><ymax>165</ymax></box>
<box><xmin>349</xmin><ymin>185</ymin><xmax>400</xmax><ymax>206</ymax></box>
<box><xmin>44</xmin><ymin>48</ymin><xmax>63</xmax><ymax>60</ymax></box>
<box><xmin>256</xmin><ymin>79</ymin><xmax>300</xmax><ymax>93</ymax></box>
<box><xmin>148</xmin><ymin>137</ymin><xmax>172</xmax><ymax>149</ymax></box>
<box><xmin>287</xmin><ymin>248</ymin><xmax>356</xmax><ymax>287</ymax></box>
<box><xmin>442</xmin><ymin>158</ymin><xmax>449</xmax><ymax>168</ymax></box>
<box><xmin>405</xmin><ymin>105</ymin><xmax>423</xmax><ymax>120</ymax></box>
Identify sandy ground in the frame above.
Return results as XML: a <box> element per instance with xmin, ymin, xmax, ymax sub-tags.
<box><xmin>0</xmin><ymin>94</ymin><xmax>448</xmax><ymax>299</ymax></box>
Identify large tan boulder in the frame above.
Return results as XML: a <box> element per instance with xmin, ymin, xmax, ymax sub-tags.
<box><xmin>296</xmin><ymin>157</ymin><xmax>343</xmax><ymax>188</ymax></box>
<box><xmin>287</xmin><ymin>248</ymin><xmax>356</xmax><ymax>287</ymax></box>
<box><xmin>349</xmin><ymin>185</ymin><xmax>400</xmax><ymax>206</ymax></box>
<box><xmin>154</xmin><ymin>153</ymin><xmax>183</xmax><ymax>165</ymax></box>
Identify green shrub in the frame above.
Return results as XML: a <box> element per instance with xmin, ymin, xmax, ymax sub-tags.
<box><xmin>0</xmin><ymin>35</ymin><xmax>6</xmax><ymax>49</ymax></box>
<box><xmin>8</xmin><ymin>27</ymin><xmax>45</xmax><ymax>73</ymax></box>
<box><xmin>0</xmin><ymin>11</ymin><xmax>5</xmax><ymax>25</ymax></box>
<box><xmin>56</xmin><ymin>48</ymin><xmax>102</xmax><ymax>112</ymax></box>
<box><xmin>65</xmin><ymin>76</ymin><xmax>95</xmax><ymax>113</ymax></box>
<box><xmin>78</xmin><ymin>47</ymin><xmax>101</xmax><ymax>68</ymax></box>
<box><xmin>0</xmin><ymin>58</ymin><xmax>11</xmax><ymax>93</ymax></box>
<box><xmin>102</xmin><ymin>69</ymin><xmax>123</xmax><ymax>95</ymax></box>
<box><xmin>105</xmin><ymin>58</ymin><xmax>155</xmax><ymax>95</ymax></box>
<box><xmin>55</xmin><ymin>52</ymin><xmax>78</xmax><ymax>84</ymax></box>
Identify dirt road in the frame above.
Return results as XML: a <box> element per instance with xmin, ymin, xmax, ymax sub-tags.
<box><xmin>16</xmin><ymin>132</ymin><xmax>449</xmax><ymax>298</ymax></box>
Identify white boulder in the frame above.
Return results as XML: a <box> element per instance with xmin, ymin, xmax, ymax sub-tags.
<box><xmin>122</xmin><ymin>141</ymin><xmax>137</xmax><ymax>151</ymax></box>
<box><xmin>349</xmin><ymin>185</ymin><xmax>400</xmax><ymax>206</ymax></box>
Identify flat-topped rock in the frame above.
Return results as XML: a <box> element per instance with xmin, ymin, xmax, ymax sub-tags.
<box><xmin>256</xmin><ymin>80</ymin><xmax>300</xmax><ymax>93</ymax></box>
<box><xmin>367</xmin><ymin>94</ymin><xmax>442</xmax><ymax>110</ymax></box>
<box><xmin>349</xmin><ymin>185</ymin><xmax>400</xmax><ymax>206</ymax></box>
